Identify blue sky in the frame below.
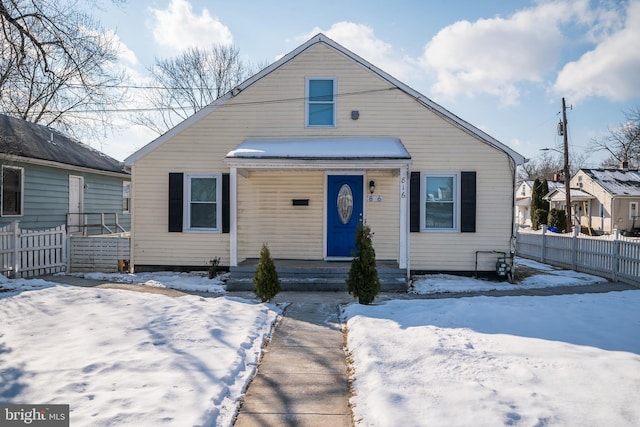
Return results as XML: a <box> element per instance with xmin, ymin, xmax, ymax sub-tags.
<box><xmin>94</xmin><ymin>0</ymin><xmax>640</xmax><ymax>166</ymax></box>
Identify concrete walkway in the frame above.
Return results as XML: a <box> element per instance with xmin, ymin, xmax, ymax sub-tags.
<box><xmin>234</xmin><ymin>293</ymin><xmax>353</xmax><ymax>427</ymax></box>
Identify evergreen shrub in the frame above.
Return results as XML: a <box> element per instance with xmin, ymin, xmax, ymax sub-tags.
<box><xmin>253</xmin><ymin>244</ymin><xmax>280</xmax><ymax>302</ymax></box>
<box><xmin>548</xmin><ymin>208</ymin><xmax>567</xmax><ymax>232</ymax></box>
<box><xmin>346</xmin><ymin>222</ymin><xmax>380</xmax><ymax>305</ymax></box>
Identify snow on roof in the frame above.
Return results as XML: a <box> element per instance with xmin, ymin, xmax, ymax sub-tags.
<box><xmin>226</xmin><ymin>138</ymin><xmax>411</xmax><ymax>160</ymax></box>
<box><xmin>581</xmin><ymin>169</ymin><xmax>640</xmax><ymax>196</ymax></box>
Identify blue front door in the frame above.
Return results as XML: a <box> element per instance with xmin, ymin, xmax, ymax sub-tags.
<box><xmin>327</xmin><ymin>175</ymin><xmax>363</xmax><ymax>257</ymax></box>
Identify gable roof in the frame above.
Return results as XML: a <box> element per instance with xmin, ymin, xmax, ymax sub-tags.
<box><xmin>579</xmin><ymin>168</ymin><xmax>640</xmax><ymax>197</ymax></box>
<box><xmin>125</xmin><ymin>33</ymin><xmax>525</xmax><ymax>166</ymax></box>
<box><xmin>0</xmin><ymin>114</ymin><xmax>127</xmax><ymax>175</ymax></box>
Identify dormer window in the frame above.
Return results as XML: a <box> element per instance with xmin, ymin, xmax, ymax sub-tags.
<box><xmin>306</xmin><ymin>77</ymin><xmax>336</xmax><ymax>127</ymax></box>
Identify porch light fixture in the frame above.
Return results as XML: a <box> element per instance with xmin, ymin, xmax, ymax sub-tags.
<box><xmin>369</xmin><ymin>180</ymin><xmax>376</xmax><ymax>194</ymax></box>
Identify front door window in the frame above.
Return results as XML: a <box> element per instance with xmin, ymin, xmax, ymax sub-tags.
<box><xmin>337</xmin><ymin>184</ymin><xmax>353</xmax><ymax>224</ymax></box>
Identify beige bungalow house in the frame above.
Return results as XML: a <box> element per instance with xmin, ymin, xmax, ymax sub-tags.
<box><xmin>124</xmin><ymin>34</ymin><xmax>525</xmax><ymax>286</ymax></box>
<box><xmin>547</xmin><ymin>168</ymin><xmax>640</xmax><ymax>235</ymax></box>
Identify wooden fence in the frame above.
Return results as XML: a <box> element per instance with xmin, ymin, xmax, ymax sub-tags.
<box><xmin>516</xmin><ymin>228</ymin><xmax>640</xmax><ymax>287</ymax></box>
<box><xmin>0</xmin><ymin>221</ymin><xmax>66</xmax><ymax>278</ymax></box>
<box><xmin>68</xmin><ymin>235</ymin><xmax>130</xmax><ymax>273</ymax></box>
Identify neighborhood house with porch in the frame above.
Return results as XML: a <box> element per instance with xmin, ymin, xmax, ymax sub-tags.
<box><xmin>124</xmin><ymin>34</ymin><xmax>525</xmax><ymax>288</ymax></box>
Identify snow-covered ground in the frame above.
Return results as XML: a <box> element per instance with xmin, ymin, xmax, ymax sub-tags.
<box><xmin>345</xmin><ymin>289</ymin><xmax>640</xmax><ymax>426</ymax></box>
<box><xmin>0</xmin><ymin>278</ymin><xmax>278</xmax><ymax>426</ymax></box>
<box><xmin>1</xmin><ymin>259</ymin><xmax>638</xmax><ymax>426</ymax></box>
<box><xmin>411</xmin><ymin>257</ymin><xmax>609</xmax><ymax>294</ymax></box>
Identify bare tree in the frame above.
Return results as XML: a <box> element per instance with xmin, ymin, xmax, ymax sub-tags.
<box><xmin>133</xmin><ymin>45</ymin><xmax>252</xmax><ymax>135</ymax></box>
<box><xmin>518</xmin><ymin>152</ymin><xmax>564</xmax><ymax>182</ymax></box>
<box><xmin>518</xmin><ymin>150</ymin><xmax>589</xmax><ymax>182</ymax></box>
<box><xmin>0</xmin><ymin>0</ymin><xmax>127</xmax><ymax>140</ymax></box>
<box><xmin>592</xmin><ymin>106</ymin><xmax>640</xmax><ymax>169</ymax></box>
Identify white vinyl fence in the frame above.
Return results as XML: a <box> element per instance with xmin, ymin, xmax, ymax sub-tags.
<box><xmin>0</xmin><ymin>221</ymin><xmax>66</xmax><ymax>278</ymax></box>
<box><xmin>516</xmin><ymin>228</ymin><xmax>640</xmax><ymax>287</ymax></box>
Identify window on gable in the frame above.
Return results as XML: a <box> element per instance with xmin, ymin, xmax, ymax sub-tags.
<box><xmin>422</xmin><ymin>173</ymin><xmax>459</xmax><ymax>231</ymax></box>
<box><xmin>306</xmin><ymin>78</ymin><xmax>336</xmax><ymax>127</ymax></box>
<box><xmin>185</xmin><ymin>173</ymin><xmax>221</xmax><ymax>231</ymax></box>
<box><xmin>631</xmin><ymin>202</ymin><xmax>639</xmax><ymax>221</ymax></box>
<box><xmin>2</xmin><ymin>166</ymin><xmax>23</xmax><ymax>216</ymax></box>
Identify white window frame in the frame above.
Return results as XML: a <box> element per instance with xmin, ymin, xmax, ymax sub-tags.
<box><xmin>122</xmin><ymin>181</ymin><xmax>131</xmax><ymax>214</ymax></box>
<box><xmin>630</xmin><ymin>201</ymin><xmax>639</xmax><ymax>221</ymax></box>
<box><xmin>184</xmin><ymin>173</ymin><xmax>222</xmax><ymax>233</ymax></box>
<box><xmin>1</xmin><ymin>165</ymin><xmax>24</xmax><ymax>217</ymax></box>
<box><xmin>305</xmin><ymin>77</ymin><xmax>337</xmax><ymax>128</ymax></box>
<box><xmin>420</xmin><ymin>172</ymin><xmax>460</xmax><ymax>232</ymax></box>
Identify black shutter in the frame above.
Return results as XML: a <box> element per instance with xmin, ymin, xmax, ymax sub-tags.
<box><xmin>410</xmin><ymin>171</ymin><xmax>421</xmax><ymax>232</ymax></box>
<box><xmin>168</xmin><ymin>173</ymin><xmax>183</xmax><ymax>232</ymax></box>
<box><xmin>222</xmin><ymin>173</ymin><xmax>230</xmax><ymax>233</ymax></box>
<box><xmin>460</xmin><ymin>171</ymin><xmax>476</xmax><ymax>232</ymax></box>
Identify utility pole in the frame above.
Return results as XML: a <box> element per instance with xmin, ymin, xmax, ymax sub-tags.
<box><xmin>561</xmin><ymin>97</ymin><xmax>572</xmax><ymax>233</ymax></box>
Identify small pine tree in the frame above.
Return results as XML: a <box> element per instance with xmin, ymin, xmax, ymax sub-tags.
<box><xmin>346</xmin><ymin>222</ymin><xmax>381</xmax><ymax>305</ymax></box>
<box><xmin>253</xmin><ymin>244</ymin><xmax>280</xmax><ymax>302</ymax></box>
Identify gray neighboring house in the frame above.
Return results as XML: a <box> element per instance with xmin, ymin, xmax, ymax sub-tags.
<box><xmin>0</xmin><ymin>113</ymin><xmax>130</xmax><ymax>234</ymax></box>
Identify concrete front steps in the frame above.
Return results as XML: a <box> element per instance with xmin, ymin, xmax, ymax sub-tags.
<box><xmin>225</xmin><ymin>259</ymin><xmax>407</xmax><ymax>292</ymax></box>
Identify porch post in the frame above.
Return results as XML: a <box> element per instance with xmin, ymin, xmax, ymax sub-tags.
<box><xmin>230</xmin><ymin>166</ymin><xmax>238</xmax><ymax>267</ymax></box>
<box><xmin>399</xmin><ymin>165</ymin><xmax>408</xmax><ymax>270</ymax></box>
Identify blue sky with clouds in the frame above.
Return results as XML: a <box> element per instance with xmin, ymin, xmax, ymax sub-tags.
<box><xmin>95</xmin><ymin>0</ymin><xmax>640</xmax><ymax>166</ymax></box>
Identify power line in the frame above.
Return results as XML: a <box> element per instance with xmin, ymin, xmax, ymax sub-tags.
<box><xmin>43</xmin><ymin>87</ymin><xmax>398</xmax><ymax>114</ymax></box>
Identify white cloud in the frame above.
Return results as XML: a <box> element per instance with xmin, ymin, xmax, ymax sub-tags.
<box><xmin>303</xmin><ymin>22</ymin><xmax>418</xmax><ymax>81</ymax></box>
<box><xmin>420</xmin><ymin>2</ymin><xmax>584</xmax><ymax>105</ymax></box>
<box><xmin>554</xmin><ymin>1</ymin><xmax>640</xmax><ymax>102</ymax></box>
<box><xmin>110</xmin><ymin>30</ymin><xmax>138</xmax><ymax>66</ymax></box>
<box><xmin>148</xmin><ymin>0</ymin><xmax>232</xmax><ymax>52</ymax></box>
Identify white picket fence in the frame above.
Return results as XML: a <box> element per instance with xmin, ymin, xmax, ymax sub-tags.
<box><xmin>516</xmin><ymin>228</ymin><xmax>640</xmax><ymax>287</ymax></box>
<box><xmin>0</xmin><ymin>221</ymin><xmax>67</xmax><ymax>278</ymax></box>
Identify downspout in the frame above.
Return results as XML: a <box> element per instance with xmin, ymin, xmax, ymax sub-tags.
<box><xmin>509</xmin><ymin>155</ymin><xmax>519</xmax><ymax>280</ymax></box>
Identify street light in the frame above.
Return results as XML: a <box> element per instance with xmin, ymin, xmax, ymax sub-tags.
<box><xmin>541</xmin><ymin>98</ymin><xmax>572</xmax><ymax>233</ymax></box>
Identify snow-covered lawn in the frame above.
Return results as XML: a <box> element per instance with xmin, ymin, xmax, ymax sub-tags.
<box><xmin>0</xmin><ymin>278</ymin><xmax>279</xmax><ymax>426</ymax></box>
<box><xmin>345</xmin><ymin>290</ymin><xmax>640</xmax><ymax>426</ymax></box>
<box><xmin>1</xmin><ymin>259</ymin><xmax>638</xmax><ymax>426</ymax></box>
<box><xmin>411</xmin><ymin>257</ymin><xmax>609</xmax><ymax>294</ymax></box>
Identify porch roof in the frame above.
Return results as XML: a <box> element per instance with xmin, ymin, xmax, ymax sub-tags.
<box><xmin>226</xmin><ymin>137</ymin><xmax>411</xmax><ymax>161</ymax></box>
<box><xmin>544</xmin><ymin>188</ymin><xmax>594</xmax><ymax>202</ymax></box>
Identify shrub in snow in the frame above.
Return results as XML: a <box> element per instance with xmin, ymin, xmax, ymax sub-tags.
<box><xmin>207</xmin><ymin>256</ymin><xmax>221</xmax><ymax>279</ymax></box>
<box><xmin>253</xmin><ymin>244</ymin><xmax>280</xmax><ymax>302</ymax></box>
<box><xmin>347</xmin><ymin>222</ymin><xmax>380</xmax><ymax>305</ymax></box>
